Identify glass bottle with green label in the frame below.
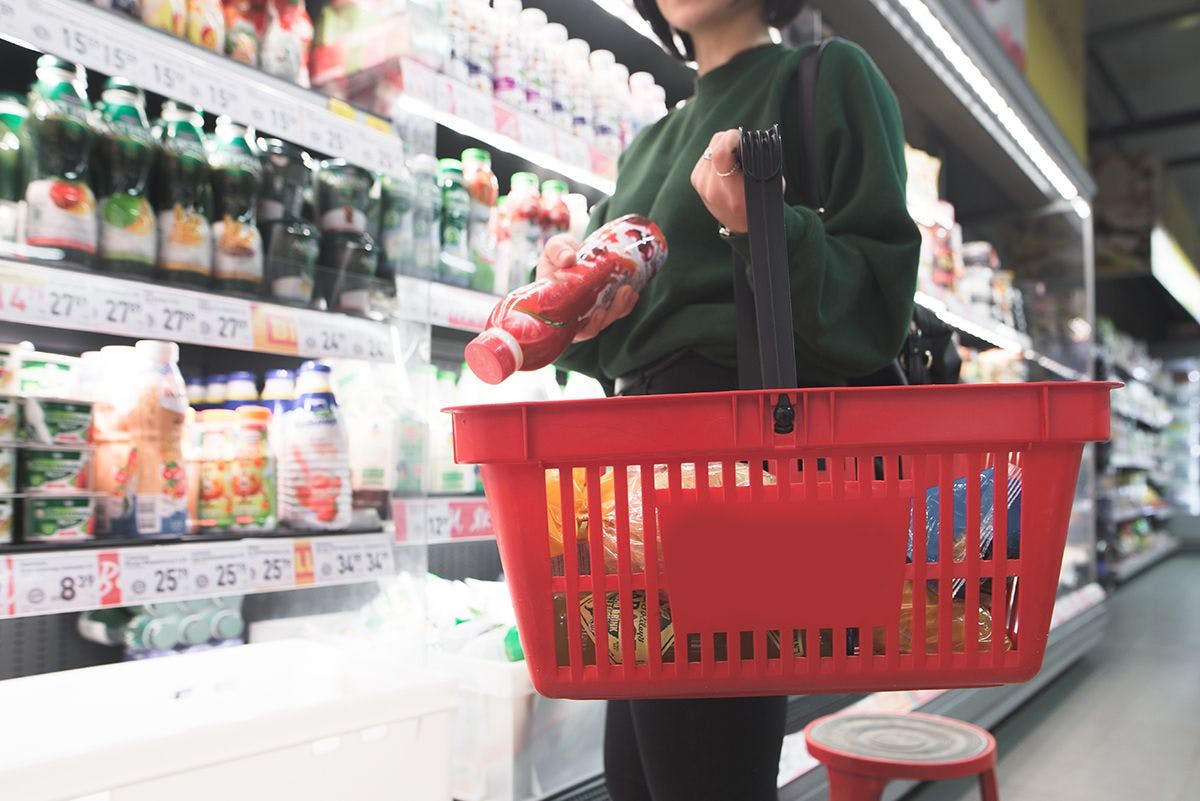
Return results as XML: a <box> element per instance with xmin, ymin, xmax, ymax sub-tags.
<box><xmin>209</xmin><ymin>117</ymin><xmax>264</xmax><ymax>295</ymax></box>
<box><xmin>318</xmin><ymin>228</ymin><xmax>378</xmax><ymax>313</ymax></box>
<box><xmin>151</xmin><ymin>102</ymin><xmax>212</xmax><ymax>286</ymax></box>
<box><xmin>462</xmin><ymin>148</ymin><xmax>497</xmax><ymax>294</ymax></box>
<box><xmin>0</xmin><ymin>94</ymin><xmax>27</xmax><ymax>244</ymax></box>
<box><xmin>437</xmin><ymin>158</ymin><xmax>472</xmax><ymax>287</ymax></box>
<box><xmin>314</xmin><ymin>158</ymin><xmax>372</xmax><ymax>235</ymax></box>
<box><xmin>410</xmin><ymin>154</ymin><xmax>441</xmax><ymax>280</ymax></box>
<box><xmin>92</xmin><ymin>78</ymin><xmax>157</xmax><ymax>278</ymax></box>
<box><xmin>257</xmin><ymin>137</ymin><xmax>319</xmax><ymax>304</ymax></box>
<box><xmin>375</xmin><ymin>168</ymin><xmax>415</xmax><ymax>286</ymax></box>
<box><xmin>22</xmin><ymin>57</ymin><xmax>97</xmax><ymax>265</ymax></box>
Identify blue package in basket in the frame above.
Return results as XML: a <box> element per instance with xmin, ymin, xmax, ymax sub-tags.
<box><xmin>908</xmin><ymin>466</ymin><xmax>1023</xmax><ymax>597</ymax></box>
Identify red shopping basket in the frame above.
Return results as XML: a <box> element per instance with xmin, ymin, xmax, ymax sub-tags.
<box><xmin>449</xmin><ymin>129</ymin><xmax>1115</xmax><ymax>699</ymax></box>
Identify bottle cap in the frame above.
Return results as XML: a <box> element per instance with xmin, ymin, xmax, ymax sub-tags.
<box><xmin>519</xmin><ymin>7</ymin><xmax>547</xmax><ymax>25</ymax></box>
<box><xmin>299</xmin><ymin>361</ymin><xmax>332</xmax><ymax>374</ymax></box>
<box><xmin>465</xmin><ymin>328</ymin><xmax>524</xmax><ymax>385</ymax></box>
<box><xmin>227</xmin><ymin>370</ymin><xmax>256</xmax><ymax>382</ymax></box>
<box><xmin>565</xmin><ymin>38</ymin><xmax>591</xmax><ymax>62</ymax></box>
<box><xmin>461</xmin><ymin>147</ymin><xmax>491</xmax><ymax>165</ymax></box>
<box><xmin>266</xmin><ymin>369</ymin><xmax>294</xmax><ymax>380</ymax></box>
<box><xmin>589</xmin><ymin>49</ymin><xmax>616</xmax><ymax>71</ymax></box>
<box><xmin>134</xmin><ymin>339</ymin><xmax>179</xmax><ymax>363</ymax></box>
<box><xmin>541</xmin><ymin>22</ymin><xmax>568</xmax><ymax>45</ymax></box>
<box><xmin>541</xmin><ymin>179</ymin><xmax>568</xmax><ymax>195</ymax></box>
<box><xmin>437</xmin><ymin>158</ymin><xmax>464</xmax><ymax>175</ymax></box>
<box><xmin>629</xmin><ymin>71</ymin><xmax>655</xmax><ymax>91</ymax></box>
<box><xmin>510</xmin><ymin>172</ymin><xmax>539</xmax><ymax>190</ymax></box>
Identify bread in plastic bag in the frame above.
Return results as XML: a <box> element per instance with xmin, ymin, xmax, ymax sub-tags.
<box><xmin>873</xmin><ymin>580</ymin><xmax>1012</xmax><ymax>654</ymax></box>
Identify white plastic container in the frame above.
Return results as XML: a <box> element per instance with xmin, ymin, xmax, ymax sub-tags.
<box><xmin>431</xmin><ymin>653</ymin><xmax>605</xmax><ymax>801</ymax></box>
<box><xmin>0</xmin><ymin>640</ymin><xmax>457</xmax><ymax>801</ymax></box>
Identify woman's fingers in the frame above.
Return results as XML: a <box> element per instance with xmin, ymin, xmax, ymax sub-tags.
<box><xmin>535</xmin><ymin>234</ymin><xmax>581</xmax><ymax>281</ymax></box>
<box><xmin>573</xmin><ymin>285</ymin><xmax>639</xmax><ymax>342</ymax></box>
<box><xmin>708</xmin><ymin>129</ymin><xmax>741</xmax><ymax>176</ymax></box>
<box><xmin>691</xmin><ymin>129</ymin><xmax>748</xmax><ymax>233</ymax></box>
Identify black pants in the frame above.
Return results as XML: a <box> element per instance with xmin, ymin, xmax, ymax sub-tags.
<box><xmin>607</xmin><ymin>352</ymin><xmax>788</xmax><ymax>801</ymax></box>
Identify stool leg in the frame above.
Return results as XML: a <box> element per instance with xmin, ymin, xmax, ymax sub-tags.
<box><xmin>978</xmin><ymin>768</ymin><xmax>1000</xmax><ymax>801</ymax></box>
<box><xmin>825</xmin><ymin>766</ymin><xmax>888</xmax><ymax>801</ymax></box>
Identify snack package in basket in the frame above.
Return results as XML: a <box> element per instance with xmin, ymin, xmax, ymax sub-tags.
<box><xmin>545</xmin><ymin>462</ymin><xmax>1016</xmax><ymax>665</ymax></box>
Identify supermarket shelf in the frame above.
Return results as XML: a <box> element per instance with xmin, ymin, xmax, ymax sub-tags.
<box><xmin>1112</xmin><ymin>407</ymin><xmax>1172</xmax><ymax>431</ymax></box>
<box><xmin>393</xmin><ymin>496</ymin><xmax>493</xmax><ymax>543</ymax></box>
<box><xmin>0</xmin><ymin>0</ymin><xmax>405</xmax><ymax>178</ymax></box>
<box><xmin>1112</xmin><ymin>537</ymin><xmax>1180</xmax><ymax>584</ymax></box>
<box><xmin>0</xmin><ymin>260</ymin><xmax>396</xmax><ymax>363</ymax></box>
<box><xmin>395</xmin><ymin>275</ymin><xmax>498</xmax><ymax>334</ymax></box>
<box><xmin>0</xmin><ymin>532</ymin><xmax>396</xmax><ymax>619</ymax></box>
<box><xmin>391</xmin><ymin>59</ymin><xmax>618</xmax><ymax>195</ymax></box>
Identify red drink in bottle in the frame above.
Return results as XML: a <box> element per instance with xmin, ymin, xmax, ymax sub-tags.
<box><xmin>465</xmin><ymin>214</ymin><xmax>667</xmax><ymax>384</ymax></box>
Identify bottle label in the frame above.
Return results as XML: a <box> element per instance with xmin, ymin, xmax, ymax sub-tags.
<box><xmin>273</xmin><ymin>274</ymin><xmax>313</xmax><ymax>301</ymax></box>
<box><xmin>24</xmin><ymin>179</ymin><xmax>97</xmax><ymax>253</ymax></box>
<box><xmin>213</xmin><ymin>217</ymin><xmax>264</xmax><ymax>282</ymax></box>
<box><xmin>321</xmin><ymin>206</ymin><xmax>368</xmax><ymax>234</ymax></box>
<box><xmin>0</xmin><ymin>199</ymin><xmax>19</xmax><ymax>242</ymax></box>
<box><xmin>99</xmin><ymin>194</ymin><xmax>156</xmax><ymax>266</ymax></box>
<box><xmin>158</xmin><ymin>205</ymin><xmax>212</xmax><ymax>276</ymax></box>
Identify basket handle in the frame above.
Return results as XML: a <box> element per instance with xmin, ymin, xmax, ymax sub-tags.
<box><xmin>734</xmin><ymin>125</ymin><xmax>798</xmax><ymax>433</ymax></box>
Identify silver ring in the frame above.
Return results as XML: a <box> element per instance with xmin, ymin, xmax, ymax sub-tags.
<box><xmin>702</xmin><ymin>147</ymin><xmax>714</xmax><ymax>161</ymax></box>
<box><xmin>715</xmin><ymin>164</ymin><xmax>740</xmax><ymax>178</ymax></box>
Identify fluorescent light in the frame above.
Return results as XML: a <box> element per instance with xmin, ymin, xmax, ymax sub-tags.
<box><xmin>1151</xmin><ymin>226</ymin><xmax>1200</xmax><ymax>325</ymax></box>
<box><xmin>1071</xmin><ymin>197</ymin><xmax>1091</xmax><ymax>219</ymax></box>
<box><xmin>893</xmin><ymin>0</ymin><xmax>1082</xmax><ymax>203</ymax></box>
<box><xmin>589</xmin><ymin>0</ymin><xmax>657</xmax><ymax>42</ymax></box>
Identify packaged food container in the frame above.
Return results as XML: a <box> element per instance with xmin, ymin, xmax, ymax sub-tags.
<box><xmin>18</xmin><ymin>352</ymin><xmax>79</xmax><ymax>397</ymax></box>
<box><xmin>21</xmin><ymin>397</ymin><xmax>94</xmax><ymax>445</ymax></box>
<box><xmin>0</xmin><ymin>395</ymin><xmax>21</xmax><ymax>441</ymax></box>
<box><xmin>0</xmin><ymin>342</ymin><xmax>29</xmax><ymax>394</ymax></box>
<box><xmin>0</xmin><ymin>446</ymin><xmax>15</xmax><ymax>493</ymax></box>
<box><xmin>0</xmin><ymin>494</ymin><xmax>14</xmax><ymax>543</ymax></box>
<box><xmin>20</xmin><ymin>446</ymin><xmax>92</xmax><ymax>493</ymax></box>
<box><xmin>22</xmin><ymin>494</ymin><xmax>97</xmax><ymax>541</ymax></box>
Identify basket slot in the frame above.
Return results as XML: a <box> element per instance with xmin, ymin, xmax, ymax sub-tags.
<box><xmin>992</xmin><ymin>454</ymin><xmax>1010</xmax><ymax>659</ymax></box>
<box><xmin>556</xmin><ymin>468</ymin><xmax>584</xmax><ymax>674</ymax></box>
<box><xmin>937</xmin><ymin>454</ymin><xmax>955</xmax><ymax>666</ymax></box>
<box><xmin>964</xmin><ymin>453</ymin><xmax>983</xmax><ymax>664</ymax></box>
<box><xmin>910</xmin><ymin>454</ymin><xmax>929</xmax><ymax>669</ymax></box>
<box><xmin>643</xmin><ymin>464</ymin><xmax>668</xmax><ymax>671</ymax></box>
<box><xmin>585</xmin><ymin>465</ymin><xmax>609</xmax><ymax>679</ymax></box>
<box><xmin>612</xmin><ymin>464</ymin><xmax>635</xmax><ymax>675</ymax></box>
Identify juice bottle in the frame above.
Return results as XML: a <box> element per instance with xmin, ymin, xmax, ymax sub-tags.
<box><xmin>0</xmin><ymin>94</ymin><xmax>27</xmax><ymax>243</ymax></box>
<box><xmin>507</xmin><ymin>172</ymin><xmax>541</xmax><ymax>285</ymax></box>
<box><xmin>565</xmin><ymin>38</ymin><xmax>594</xmax><ymax>143</ymax></box>
<box><xmin>260</xmin><ymin>368</ymin><xmax>294</xmax><ymax>462</ymax></box>
<box><xmin>260</xmin><ymin>0</ymin><xmax>314</xmax><ymax>87</ymax></box>
<box><xmin>539</xmin><ymin>179</ymin><xmax>570</xmax><ymax>249</ymax></box>
<box><xmin>318</xmin><ymin>229</ymin><xmax>378</xmax><ymax>313</ymax></box>
<box><xmin>22</xmin><ymin>57</ymin><xmax>97</xmax><ymax>264</ymax></box>
<box><xmin>490</xmin><ymin>195</ymin><xmax>513</xmax><ymax>293</ymax></box>
<box><xmin>143</xmin><ymin>0</ymin><xmax>187</xmax><ymax>36</ymax></box>
<box><xmin>257</xmin><ymin>137</ymin><xmax>312</xmax><ymax>222</ymax></box>
<box><xmin>518</xmin><ymin>7</ymin><xmax>549</xmax><ymax>117</ymax></box>
<box><xmin>187</xmin><ymin>0</ymin><xmax>226</xmax><ymax>51</ymax></box>
<box><xmin>589</xmin><ymin>50</ymin><xmax>621</xmax><ymax>155</ymax></box>
<box><xmin>131</xmin><ymin>340</ymin><xmax>189</xmax><ymax>537</ymax></box>
<box><xmin>376</xmin><ymin>169</ymin><xmax>415</xmax><ymax>285</ymax></box>
<box><xmin>444</xmin><ymin>0</ymin><xmax>470</xmax><ymax>84</ymax></box>
<box><xmin>224</xmin><ymin>0</ymin><xmax>259</xmax><ymax>65</ymax></box>
<box><xmin>93</xmin><ymin>345</ymin><xmax>139</xmax><ymax>537</ymax></box>
<box><xmin>230</xmin><ymin>405</ymin><xmax>275</xmax><ymax>529</ymax></box>
<box><xmin>540</xmin><ymin>23</ymin><xmax>570</xmax><ymax>129</ymax></box>
<box><xmin>197</xmin><ymin>408</ymin><xmax>234</xmax><ymax>529</ymax></box>
<box><xmin>315</xmin><ymin>159</ymin><xmax>372</xmax><ymax>234</ymax></box>
<box><xmin>210</xmin><ymin>117</ymin><xmax>264</xmax><ymax>295</ymax></box>
<box><xmin>204</xmin><ymin>374</ymin><xmax>228</xmax><ymax>409</ymax></box>
<box><xmin>410</xmin><ymin>154</ymin><xmax>441</xmax><ymax>280</ymax></box>
<box><xmin>279</xmin><ymin>361</ymin><xmax>351</xmax><ymax>530</ymax></box>
<box><xmin>465</xmin><ymin>0</ymin><xmax>494</xmax><ymax>94</ymax></box>
<box><xmin>466</xmin><ymin>214</ymin><xmax>668</xmax><ymax>384</ymax></box>
<box><xmin>437</xmin><ymin>159</ymin><xmax>471</xmax><ymax>286</ymax></box>
<box><xmin>152</xmin><ymin>102</ymin><xmax>212</xmax><ymax>286</ymax></box>
<box><xmin>461</xmin><ymin>148</ymin><xmax>497</xmax><ymax>293</ymax></box>
<box><xmin>257</xmin><ymin>137</ymin><xmax>318</xmax><ymax>304</ymax></box>
<box><xmin>92</xmin><ymin>78</ymin><xmax>157</xmax><ymax>278</ymax></box>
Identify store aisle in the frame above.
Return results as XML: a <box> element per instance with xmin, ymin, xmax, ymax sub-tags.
<box><xmin>904</xmin><ymin>553</ymin><xmax>1200</xmax><ymax>801</ymax></box>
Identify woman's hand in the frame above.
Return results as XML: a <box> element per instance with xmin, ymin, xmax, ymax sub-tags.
<box><xmin>690</xmin><ymin>129</ymin><xmax>748</xmax><ymax>234</ymax></box>
<box><xmin>536</xmin><ymin>233</ymin><xmax>640</xmax><ymax>342</ymax></box>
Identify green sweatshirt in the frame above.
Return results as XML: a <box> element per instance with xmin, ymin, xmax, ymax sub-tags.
<box><xmin>559</xmin><ymin>41</ymin><xmax>920</xmax><ymax>387</ymax></box>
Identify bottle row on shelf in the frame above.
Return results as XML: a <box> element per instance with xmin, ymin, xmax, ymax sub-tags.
<box><xmin>0</xmin><ymin>51</ymin><xmax>592</xmax><ymax>319</ymax></box>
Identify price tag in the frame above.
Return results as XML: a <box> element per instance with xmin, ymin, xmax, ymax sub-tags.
<box><xmin>118</xmin><ymin>548</ymin><xmax>194</xmax><ymax>605</ymax></box>
<box><xmin>393</xmin><ymin>276</ymin><xmax>432</xmax><ymax>323</ymax></box>
<box><xmin>94</xmin><ymin>284</ymin><xmax>151</xmax><ymax>335</ymax></box>
<box><xmin>400</xmin><ymin>58</ymin><xmax>440</xmax><ymax>107</ymax></box>
<box><xmin>244</xmin><ymin>85</ymin><xmax>306</xmax><ymax>140</ymax></box>
<box><xmin>522</xmin><ymin>116</ymin><xmax>557</xmax><ymax>156</ymax></box>
<box><xmin>39</xmin><ymin>283</ymin><xmax>95</xmax><ymax>328</ymax></box>
<box><xmin>186</xmin><ymin>542</ymin><xmax>252</xmax><ymax>595</ymax></box>
<box><xmin>424</xmin><ymin>499</ymin><xmax>453</xmax><ymax>543</ymax></box>
<box><xmin>11</xmin><ymin>551</ymin><xmax>102</xmax><ymax>616</ymax></box>
<box><xmin>5</xmin><ymin>0</ymin><xmax>144</xmax><ymax>83</ymax></box>
<box><xmin>197</xmin><ymin>296</ymin><xmax>255</xmax><ymax>351</ymax></box>
<box><xmin>0</xmin><ymin>263</ymin><xmax>42</xmax><ymax>325</ymax></box>
<box><xmin>0</xmin><ymin>556</ymin><xmax>13</xmax><ymax>618</ymax></box>
<box><xmin>144</xmin><ymin>288</ymin><xmax>202</xmax><ymax>341</ymax></box>
<box><xmin>311</xmin><ymin>534</ymin><xmax>395</xmax><ymax>584</ymax></box>
<box><xmin>448</xmin><ymin>499</ymin><xmax>494</xmax><ymax>539</ymax></box>
<box><xmin>556</xmin><ymin>131</ymin><xmax>591</xmax><ymax>168</ymax></box>
<box><xmin>453</xmin><ymin>85</ymin><xmax>497</xmax><ymax>130</ymax></box>
<box><xmin>246</xmin><ymin>539</ymin><xmax>298</xmax><ymax>592</ymax></box>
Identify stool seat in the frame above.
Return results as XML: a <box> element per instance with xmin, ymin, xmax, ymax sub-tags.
<box><xmin>805</xmin><ymin>712</ymin><xmax>1000</xmax><ymax>801</ymax></box>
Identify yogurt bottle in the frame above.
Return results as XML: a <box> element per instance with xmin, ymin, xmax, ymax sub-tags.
<box><xmin>278</xmin><ymin>361</ymin><xmax>350</xmax><ymax>530</ymax></box>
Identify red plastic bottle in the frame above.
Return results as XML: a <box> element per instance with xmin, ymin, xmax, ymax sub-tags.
<box><xmin>466</xmin><ymin>214</ymin><xmax>667</xmax><ymax>385</ymax></box>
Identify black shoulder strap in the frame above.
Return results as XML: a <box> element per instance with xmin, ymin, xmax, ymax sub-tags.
<box><xmin>797</xmin><ymin>38</ymin><xmax>835</xmax><ymax>211</ymax></box>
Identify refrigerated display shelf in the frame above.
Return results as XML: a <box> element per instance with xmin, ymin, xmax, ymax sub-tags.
<box><xmin>1110</xmin><ymin>455</ymin><xmax>1157</xmax><ymax>471</ymax></box>
<box><xmin>1112</xmin><ymin>536</ymin><xmax>1180</xmax><ymax>584</ymax></box>
<box><xmin>393</xmin><ymin>496</ymin><xmax>493</xmax><ymax>543</ymax></box>
<box><xmin>0</xmin><ymin>531</ymin><xmax>396</xmax><ymax>619</ymax></box>
<box><xmin>1112</xmin><ymin>505</ymin><xmax>1173</xmax><ymax>525</ymax></box>
<box><xmin>1112</xmin><ymin>407</ymin><xmax>1171</xmax><ymax>431</ymax></box>
<box><xmin>0</xmin><ymin>259</ymin><xmax>396</xmax><ymax>362</ymax></box>
<box><xmin>0</xmin><ymin>0</ymin><xmax>406</xmax><ymax>178</ymax></box>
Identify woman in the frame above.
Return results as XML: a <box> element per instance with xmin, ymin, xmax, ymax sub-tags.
<box><xmin>538</xmin><ymin>1</ymin><xmax>920</xmax><ymax>799</ymax></box>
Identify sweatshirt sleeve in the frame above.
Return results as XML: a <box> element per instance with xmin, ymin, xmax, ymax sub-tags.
<box><xmin>732</xmin><ymin>41</ymin><xmax>920</xmax><ymax>378</ymax></box>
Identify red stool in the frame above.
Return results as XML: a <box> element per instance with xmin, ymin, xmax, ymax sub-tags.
<box><xmin>804</xmin><ymin>712</ymin><xmax>999</xmax><ymax>801</ymax></box>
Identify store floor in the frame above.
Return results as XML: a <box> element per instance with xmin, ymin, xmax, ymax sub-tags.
<box><xmin>904</xmin><ymin>553</ymin><xmax>1200</xmax><ymax>801</ymax></box>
